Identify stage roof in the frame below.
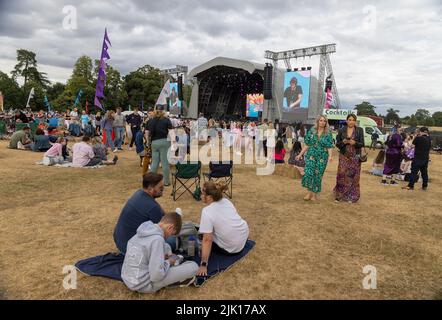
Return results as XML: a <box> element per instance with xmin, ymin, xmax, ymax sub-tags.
<box><xmin>188</xmin><ymin>57</ymin><xmax>265</xmax><ymax>78</ymax></box>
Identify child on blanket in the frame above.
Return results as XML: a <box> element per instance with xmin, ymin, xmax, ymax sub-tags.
<box><xmin>43</xmin><ymin>137</ymin><xmax>66</xmax><ymax>165</ymax></box>
<box><xmin>121</xmin><ymin>212</ymin><xmax>199</xmax><ymax>293</ymax></box>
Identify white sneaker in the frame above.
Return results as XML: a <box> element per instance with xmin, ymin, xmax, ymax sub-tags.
<box><xmin>128</xmin><ymin>147</ymin><xmax>132</xmax><ymax>151</ymax></box>
<box><xmin>113</xmin><ymin>148</ymin><xmax>118</xmax><ymax>153</ymax></box>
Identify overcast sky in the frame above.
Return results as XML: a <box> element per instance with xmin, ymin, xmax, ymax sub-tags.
<box><xmin>1</xmin><ymin>0</ymin><xmax>441</xmax><ymax>116</ymax></box>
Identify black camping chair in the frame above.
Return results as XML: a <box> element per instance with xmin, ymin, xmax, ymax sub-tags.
<box><xmin>172</xmin><ymin>161</ymin><xmax>202</xmax><ymax>201</ymax></box>
<box><xmin>203</xmin><ymin>160</ymin><xmax>233</xmax><ymax>199</ymax></box>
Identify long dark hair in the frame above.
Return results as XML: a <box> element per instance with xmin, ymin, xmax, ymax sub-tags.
<box><xmin>374</xmin><ymin>149</ymin><xmax>386</xmax><ymax>164</ymax></box>
<box><xmin>275</xmin><ymin>139</ymin><xmax>284</xmax><ymax>152</ymax></box>
<box><xmin>291</xmin><ymin>141</ymin><xmax>302</xmax><ymax>154</ymax></box>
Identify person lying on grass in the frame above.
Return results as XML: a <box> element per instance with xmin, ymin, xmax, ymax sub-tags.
<box><xmin>197</xmin><ymin>181</ymin><xmax>249</xmax><ymax>276</ymax></box>
<box><xmin>121</xmin><ymin>212</ymin><xmax>199</xmax><ymax>293</ymax></box>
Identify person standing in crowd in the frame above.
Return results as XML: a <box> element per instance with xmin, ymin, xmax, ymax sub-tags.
<box><xmin>257</xmin><ymin>119</ymin><xmax>269</xmax><ymax>158</ymax></box>
<box><xmin>266</xmin><ymin>122</ymin><xmax>277</xmax><ymax>161</ymax></box>
<box><xmin>273</xmin><ymin>139</ymin><xmax>286</xmax><ymax>164</ymax></box>
<box><xmin>207</xmin><ymin>118</ymin><xmax>217</xmax><ymax>147</ymax></box>
<box><xmin>402</xmin><ymin>127</ymin><xmax>431</xmax><ymax>191</ymax></box>
<box><xmin>381</xmin><ymin>127</ymin><xmax>403</xmax><ymax>186</ymax></box>
<box><xmin>70</xmin><ymin>108</ymin><xmax>79</xmax><ymax>121</ymax></box>
<box><xmin>80</xmin><ymin>110</ymin><xmax>90</xmax><ymax>131</ymax></box>
<box><xmin>284</xmin><ymin>123</ymin><xmax>294</xmax><ymax>148</ymax></box>
<box><xmin>146</xmin><ymin>108</ymin><xmax>176</xmax><ymax>187</ymax></box>
<box><xmin>95</xmin><ymin>111</ymin><xmax>102</xmax><ymax>136</ymax></box>
<box><xmin>297</xmin><ymin>124</ymin><xmax>306</xmax><ymax>146</ymax></box>
<box><xmin>370</xmin><ymin>130</ymin><xmax>380</xmax><ymax>150</ymax></box>
<box><xmin>126</xmin><ymin>107</ymin><xmax>143</xmax><ymax>151</ymax></box>
<box><xmin>334</xmin><ymin>114</ymin><xmax>365</xmax><ymax>203</ymax></box>
<box><xmin>296</xmin><ymin>115</ymin><xmax>334</xmax><ymax>201</ymax></box>
<box><xmin>197</xmin><ymin>113</ymin><xmax>208</xmax><ymax>141</ymax></box>
<box><xmin>102</xmin><ymin>110</ymin><xmax>117</xmax><ymax>152</ymax></box>
<box><xmin>113</xmin><ymin>107</ymin><xmax>126</xmax><ymax>151</ymax></box>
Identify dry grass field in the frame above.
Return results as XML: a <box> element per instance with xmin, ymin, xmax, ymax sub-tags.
<box><xmin>0</xmin><ymin>140</ymin><xmax>441</xmax><ymax>300</ymax></box>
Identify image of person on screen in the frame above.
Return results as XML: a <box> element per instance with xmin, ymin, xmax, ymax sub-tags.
<box><xmin>284</xmin><ymin>77</ymin><xmax>303</xmax><ymax>110</ymax></box>
<box><xmin>169</xmin><ymin>87</ymin><xmax>178</xmax><ymax>109</ymax></box>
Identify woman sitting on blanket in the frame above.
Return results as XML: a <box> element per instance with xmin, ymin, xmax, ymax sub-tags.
<box><xmin>92</xmin><ymin>136</ymin><xmax>119</xmax><ymax>165</ymax></box>
<box><xmin>197</xmin><ymin>181</ymin><xmax>249</xmax><ymax>276</ymax></box>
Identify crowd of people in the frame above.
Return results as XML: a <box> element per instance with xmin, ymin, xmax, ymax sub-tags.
<box><xmin>2</xmin><ymin>106</ymin><xmax>434</xmax><ymax>293</ymax></box>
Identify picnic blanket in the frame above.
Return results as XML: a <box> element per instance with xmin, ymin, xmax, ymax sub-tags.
<box><xmin>75</xmin><ymin>240</ymin><xmax>255</xmax><ymax>287</ymax></box>
<box><xmin>35</xmin><ymin>161</ymin><xmax>104</xmax><ymax>168</ymax></box>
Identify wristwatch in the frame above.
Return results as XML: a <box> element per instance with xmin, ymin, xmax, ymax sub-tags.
<box><xmin>200</xmin><ymin>261</ymin><xmax>208</xmax><ymax>267</ymax></box>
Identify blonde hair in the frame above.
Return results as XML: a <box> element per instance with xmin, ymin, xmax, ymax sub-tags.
<box><xmin>203</xmin><ymin>181</ymin><xmax>228</xmax><ymax>202</ymax></box>
<box><xmin>154</xmin><ymin>109</ymin><xmax>166</xmax><ymax>119</ymax></box>
<box><xmin>314</xmin><ymin>115</ymin><xmax>330</xmax><ymax>136</ymax></box>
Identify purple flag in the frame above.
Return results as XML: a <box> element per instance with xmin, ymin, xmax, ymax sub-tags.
<box><xmin>94</xmin><ymin>28</ymin><xmax>111</xmax><ymax>110</ymax></box>
<box><xmin>104</xmin><ymin>28</ymin><xmax>112</xmax><ymax>46</ymax></box>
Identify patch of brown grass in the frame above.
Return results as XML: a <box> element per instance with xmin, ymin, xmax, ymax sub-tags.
<box><xmin>0</xmin><ymin>141</ymin><xmax>441</xmax><ymax>300</ymax></box>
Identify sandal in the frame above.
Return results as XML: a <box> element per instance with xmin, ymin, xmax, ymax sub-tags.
<box><xmin>401</xmin><ymin>186</ymin><xmax>413</xmax><ymax>190</ymax></box>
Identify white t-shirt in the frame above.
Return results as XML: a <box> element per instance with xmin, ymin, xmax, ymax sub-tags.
<box><xmin>199</xmin><ymin>198</ymin><xmax>249</xmax><ymax>253</ymax></box>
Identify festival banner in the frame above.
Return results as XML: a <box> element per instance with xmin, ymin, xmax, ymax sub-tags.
<box><xmin>94</xmin><ymin>28</ymin><xmax>111</xmax><ymax>110</ymax></box>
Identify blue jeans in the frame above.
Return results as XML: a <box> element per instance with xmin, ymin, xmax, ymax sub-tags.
<box><xmin>114</xmin><ymin>127</ymin><xmax>125</xmax><ymax>149</ymax></box>
<box><xmin>105</xmin><ymin>129</ymin><xmax>115</xmax><ymax>149</ymax></box>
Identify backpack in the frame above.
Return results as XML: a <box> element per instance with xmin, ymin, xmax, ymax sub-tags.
<box><xmin>175</xmin><ymin>221</ymin><xmax>200</xmax><ymax>255</ymax></box>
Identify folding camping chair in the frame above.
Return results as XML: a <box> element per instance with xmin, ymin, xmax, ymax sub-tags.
<box><xmin>203</xmin><ymin>160</ymin><xmax>233</xmax><ymax>199</ymax></box>
<box><xmin>171</xmin><ymin>161</ymin><xmax>202</xmax><ymax>201</ymax></box>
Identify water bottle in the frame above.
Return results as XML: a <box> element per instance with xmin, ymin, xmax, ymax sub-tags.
<box><xmin>187</xmin><ymin>236</ymin><xmax>196</xmax><ymax>257</ymax></box>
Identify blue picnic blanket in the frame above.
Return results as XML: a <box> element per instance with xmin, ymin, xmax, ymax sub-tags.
<box><xmin>75</xmin><ymin>240</ymin><xmax>255</xmax><ymax>287</ymax></box>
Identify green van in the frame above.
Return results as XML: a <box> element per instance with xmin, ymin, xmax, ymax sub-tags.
<box><xmin>323</xmin><ymin>109</ymin><xmax>386</xmax><ymax>147</ymax></box>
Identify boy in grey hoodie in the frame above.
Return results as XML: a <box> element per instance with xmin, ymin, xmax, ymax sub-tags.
<box><xmin>121</xmin><ymin>212</ymin><xmax>199</xmax><ymax>293</ymax></box>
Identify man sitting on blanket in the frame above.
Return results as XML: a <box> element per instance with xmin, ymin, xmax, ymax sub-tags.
<box><xmin>113</xmin><ymin>173</ymin><xmax>166</xmax><ymax>254</ymax></box>
<box><xmin>72</xmin><ymin>136</ymin><xmax>118</xmax><ymax>167</ymax></box>
<box><xmin>121</xmin><ymin>212</ymin><xmax>198</xmax><ymax>293</ymax></box>
<box><xmin>197</xmin><ymin>181</ymin><xmax>249</xmax><ymax>276</ymax></box>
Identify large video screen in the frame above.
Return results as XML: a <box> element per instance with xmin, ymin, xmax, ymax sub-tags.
<box><xmin>246</xmin><ymin>93</ymin><xmax>264</xmax><ymax>118</ymax></box>
<box><xmin>169</xmin><ymin>82</ymin><xmax>182</xmax><ymax>112</ymax></box>
<box><xmin>282</xmin><ymin>70</ymin><xmax>311</xmax><ymax>112</ymax></box>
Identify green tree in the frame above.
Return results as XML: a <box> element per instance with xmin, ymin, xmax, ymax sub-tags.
<box><xmin>432</xmin><ymin>111</ymin><xmax>442</xmax><ymax>127</ymax></box>
<box><xmin>65</xmin><ymin>56</ymin><xmax>95</xmax><ymax>110</ymax></box>
<box><xmin>408</xmin><ymin>115</ymin><xmax>418</xmax><ymax>127</ymax></box>
<box><xmin>414</xmin><ymin>109</ymin><xmax>431</xmax><ymax>125</ymax></box>
<box><xmin>11</xmin><ymin>49</ymin><xmax>50</xmax><ymax>88</ymax></box>
<box><xmin>0</xmin><ymin>71</ymin><xmax>24</xmax><ymax>109</ymax></box>
<box><xmin>385</xmin><ymin>108</ymin><xmax>400</xmax><ymax>125</ymax></box>
<box><xmin>423</xmin><ymin>117</ymin><xmax>434</xmax><ymax>127</ymax></box>
<box><xmin>123</xmin><ymin>65</ymin><xmax>163</xmax><ymax>109</ymax></box>
<box><xmin>354</xmin><ymin>101</ymin><xmax>377</xmax><ymax>116</ymax></box>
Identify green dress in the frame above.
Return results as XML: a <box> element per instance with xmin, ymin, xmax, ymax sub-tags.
<box><xmin>301</xmin><ymin>127</ymin><xmax>334</xmax><ymax>193</ymax></box>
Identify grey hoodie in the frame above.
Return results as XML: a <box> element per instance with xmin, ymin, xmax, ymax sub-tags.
<box><xmin>121</xmin><ymin>221</ymin><xmax>172</xmax><ymax>293</ymax></box>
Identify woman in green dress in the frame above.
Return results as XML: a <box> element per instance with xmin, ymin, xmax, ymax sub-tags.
<box><xmin>296</xmin><ymin>115</ymin><xmax>334</xmax><ymax>201</ymax></box>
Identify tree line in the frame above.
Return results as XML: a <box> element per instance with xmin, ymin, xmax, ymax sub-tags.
<box><xmin>354</xmin><ymin>101</ymin><xmax>442</xmax><ymax>127</ymax></box>
<box><xmin>0</xmin><ymin>49</ymin><xmax>191</xmax><ymax>112</ymax></box>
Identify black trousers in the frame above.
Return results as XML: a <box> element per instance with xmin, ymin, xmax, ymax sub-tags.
<box><xmin>263</xmin><ymin>139</ymin><xmax>268</xmax><ymax>157</ymax></box>
<box><xmin>130</xmin><ymin>126</ymin><xmax>140</xmax><ymax>147</ymax></box>
<box><xmin>211</xmin><ymin>241</ymin><xmax>243</xmax><ymax>256</ymax></box>
<box><xmin>407</xmin><ymin>159</ymin><xmax>429</xmax><ymax>188</ymax></box>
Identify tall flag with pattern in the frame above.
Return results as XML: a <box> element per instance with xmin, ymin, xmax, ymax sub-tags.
<box><xmin>155</xmin><ymin>79</ymin><xmax>171</xmax><ymax>108</ymax></box>
<box><xmin>94</xmin><ymin>28</ymin><xmax>111</xmax><ymax>110</ymax></box>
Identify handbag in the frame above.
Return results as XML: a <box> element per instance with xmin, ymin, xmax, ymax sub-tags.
<box><xmin>357</xmin><ymin>147</ymin><xmax>368</xmax><ymax>163</ymax></box>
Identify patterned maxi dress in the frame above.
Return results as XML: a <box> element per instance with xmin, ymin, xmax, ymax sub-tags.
<box><xmin>301</xmin><ymin>128</ymin><xmax>334</xmax><ymax>193</ymax></box>
<box><xmin>333</xmin><ymin>130</ymin><xmax>361</xmax><ymax>202</ymax></box>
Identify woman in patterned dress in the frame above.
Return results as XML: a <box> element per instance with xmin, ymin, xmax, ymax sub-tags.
<box><xmin>295</xmin><ymin>115</ymin><xmax>334</xmax><ymax>201</ymax></box>
<box><xmin>333</xmin><ymin>114</ymin><xmax>365</xmax><ymax>203</ymax></box>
